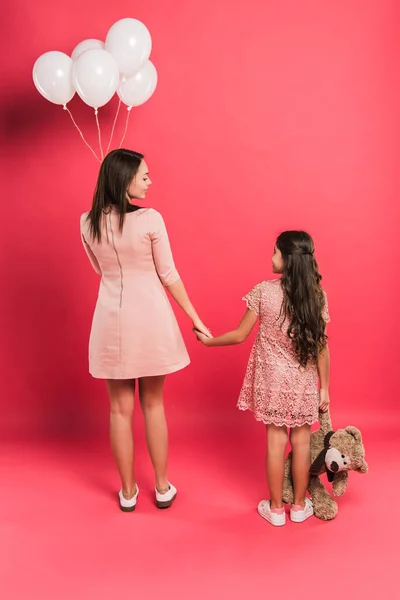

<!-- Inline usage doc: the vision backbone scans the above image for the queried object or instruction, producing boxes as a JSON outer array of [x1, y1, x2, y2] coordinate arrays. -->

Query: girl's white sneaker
[[290, 498, 314, 523], [257, 500, 286, 526]]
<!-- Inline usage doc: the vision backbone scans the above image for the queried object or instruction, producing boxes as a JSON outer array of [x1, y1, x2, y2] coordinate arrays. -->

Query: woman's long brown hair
[[87, 148, 144, 242]]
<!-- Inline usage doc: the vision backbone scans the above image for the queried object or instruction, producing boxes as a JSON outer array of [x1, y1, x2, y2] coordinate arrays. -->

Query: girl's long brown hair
[[277, 231, 328, 366]]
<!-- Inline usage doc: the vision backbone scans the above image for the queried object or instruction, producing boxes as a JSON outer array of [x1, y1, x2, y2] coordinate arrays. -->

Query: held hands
[[319, 389, 330, 412], [192, 317, 212, 342], [193, 328, 212, 345]]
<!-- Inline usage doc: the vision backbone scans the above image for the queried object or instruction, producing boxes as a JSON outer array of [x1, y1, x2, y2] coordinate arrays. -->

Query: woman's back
[[80, 206, 189, 380], [80, 208, 179, 286]]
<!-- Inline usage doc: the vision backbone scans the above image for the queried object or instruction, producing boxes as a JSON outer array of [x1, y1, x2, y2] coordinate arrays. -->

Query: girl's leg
[[106, 379, 136, 498], [290, 424, 311, 507], [138, 375, 169, 491], [266, 424, 288, 509]]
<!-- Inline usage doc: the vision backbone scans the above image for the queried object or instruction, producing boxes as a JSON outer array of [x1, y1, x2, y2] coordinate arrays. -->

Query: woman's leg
[[138, 375, 169, 491], [266, 424, 288, 509], [106, 379, 136, 498], [290, 424, 311, 507]]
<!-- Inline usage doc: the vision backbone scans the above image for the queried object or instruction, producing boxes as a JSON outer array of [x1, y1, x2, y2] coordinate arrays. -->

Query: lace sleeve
[[322, 291, 330, 323], [243, 283, 262, 316]]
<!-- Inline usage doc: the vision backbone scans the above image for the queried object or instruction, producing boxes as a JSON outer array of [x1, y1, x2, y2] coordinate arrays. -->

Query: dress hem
[[237, 404, 319, 428], [90, 359, 191, 380]]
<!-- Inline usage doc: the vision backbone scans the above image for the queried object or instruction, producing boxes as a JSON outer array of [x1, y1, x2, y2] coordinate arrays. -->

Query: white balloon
[[71, 39, 105, 61], [33, 51, 75, 105], [72, 49, 119, 109], [118, 61, 158, 107], [105, 18, 152, 78]]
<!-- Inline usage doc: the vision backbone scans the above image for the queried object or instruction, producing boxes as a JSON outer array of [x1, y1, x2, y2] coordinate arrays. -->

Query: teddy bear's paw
[[314, 498, 338, 520]]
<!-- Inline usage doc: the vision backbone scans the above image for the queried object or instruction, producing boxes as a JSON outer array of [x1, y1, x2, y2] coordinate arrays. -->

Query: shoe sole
[[119, 504, 136, 512], [257, 506, 286, 527], [118, 490, 138, 512], [156, 491, 177, 509], [290, 511, 314, 523]]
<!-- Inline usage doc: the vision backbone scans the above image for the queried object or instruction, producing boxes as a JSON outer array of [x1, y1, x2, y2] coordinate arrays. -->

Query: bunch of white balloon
[[32, 18, 158, 161]]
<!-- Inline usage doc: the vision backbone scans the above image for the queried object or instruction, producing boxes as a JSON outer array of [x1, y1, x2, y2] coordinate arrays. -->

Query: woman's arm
[[194, 309, 258, 346], [81, 234, 102, 275], [150, 211, 211, 337], [166, 279, 210, 336]]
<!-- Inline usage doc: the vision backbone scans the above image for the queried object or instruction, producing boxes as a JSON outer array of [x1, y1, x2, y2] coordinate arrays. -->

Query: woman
[[80, 149, 211, 512]]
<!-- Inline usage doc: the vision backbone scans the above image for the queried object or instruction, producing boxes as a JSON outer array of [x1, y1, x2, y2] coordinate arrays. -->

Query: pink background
[[1, 0, 398, 440], [1, 2, 399, 599]]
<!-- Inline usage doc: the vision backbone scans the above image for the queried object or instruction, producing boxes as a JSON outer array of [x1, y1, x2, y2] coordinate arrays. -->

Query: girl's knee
[[290, 425, 311, 446], [267, 424, 288, 449]]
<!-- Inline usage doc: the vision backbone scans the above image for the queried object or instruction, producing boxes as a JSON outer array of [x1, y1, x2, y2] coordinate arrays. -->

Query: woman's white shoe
[[118, 486, 139, 512], [155, 482, 177, 509]]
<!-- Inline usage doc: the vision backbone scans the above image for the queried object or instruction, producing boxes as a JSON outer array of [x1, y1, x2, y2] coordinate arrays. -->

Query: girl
[[80, 149, 211, 512], [195, 231, 330, 526]]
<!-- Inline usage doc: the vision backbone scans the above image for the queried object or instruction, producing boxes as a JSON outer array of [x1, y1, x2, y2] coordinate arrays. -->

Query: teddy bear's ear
[[355, 460, 368, 474], [345, 426, 362, 443]]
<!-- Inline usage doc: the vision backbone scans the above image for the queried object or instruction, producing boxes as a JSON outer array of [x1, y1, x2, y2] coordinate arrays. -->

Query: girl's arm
[[194, 309, 258, 346], [317, 344, 330, 411]]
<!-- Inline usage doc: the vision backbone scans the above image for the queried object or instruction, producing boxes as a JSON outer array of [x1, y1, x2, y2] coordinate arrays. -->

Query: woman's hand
[[193, 329, 212, 345], [192, 317, 212, 339], [319, 389, 330, 412]]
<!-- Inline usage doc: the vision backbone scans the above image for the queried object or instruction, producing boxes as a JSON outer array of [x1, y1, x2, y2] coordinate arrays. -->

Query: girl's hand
[[192, 317, 212, 339], [193, 329, 212, 345], [319, 389, 330, 412]]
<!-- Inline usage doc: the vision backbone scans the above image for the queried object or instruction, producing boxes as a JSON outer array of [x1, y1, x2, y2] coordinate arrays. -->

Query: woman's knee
[[107, 380, 134, 418], [139, 376, 165, 410], [139, 391, 163, 411], [110, 398, 133, 419]]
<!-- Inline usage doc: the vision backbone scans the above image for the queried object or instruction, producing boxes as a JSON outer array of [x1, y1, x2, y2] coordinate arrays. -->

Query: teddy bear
[[282, 409, 368, 520]]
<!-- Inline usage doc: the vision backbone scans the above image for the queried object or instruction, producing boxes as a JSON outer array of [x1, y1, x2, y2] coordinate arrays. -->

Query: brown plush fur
[[282, 410, 368, 520]]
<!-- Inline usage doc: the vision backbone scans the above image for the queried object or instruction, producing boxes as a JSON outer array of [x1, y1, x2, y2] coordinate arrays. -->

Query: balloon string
[[95, 109, 104, 160], [63, 105, 101, 162], [119, 107, 132, 148], [106, 98, 121, 155]]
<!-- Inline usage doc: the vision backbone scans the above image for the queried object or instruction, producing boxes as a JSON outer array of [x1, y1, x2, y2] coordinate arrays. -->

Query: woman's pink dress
[[237, 279, 330, 427], [80, 208, 190, 379]]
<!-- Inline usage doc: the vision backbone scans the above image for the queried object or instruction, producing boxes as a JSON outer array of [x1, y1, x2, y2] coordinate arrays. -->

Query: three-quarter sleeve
[[80, 215, 102, 275], [149, 211, 180, 286], [243, 283, 262, 316]]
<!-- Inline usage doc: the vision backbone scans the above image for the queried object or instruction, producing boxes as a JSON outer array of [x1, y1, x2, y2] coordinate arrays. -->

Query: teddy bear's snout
[[325, 447, 347, 472]]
